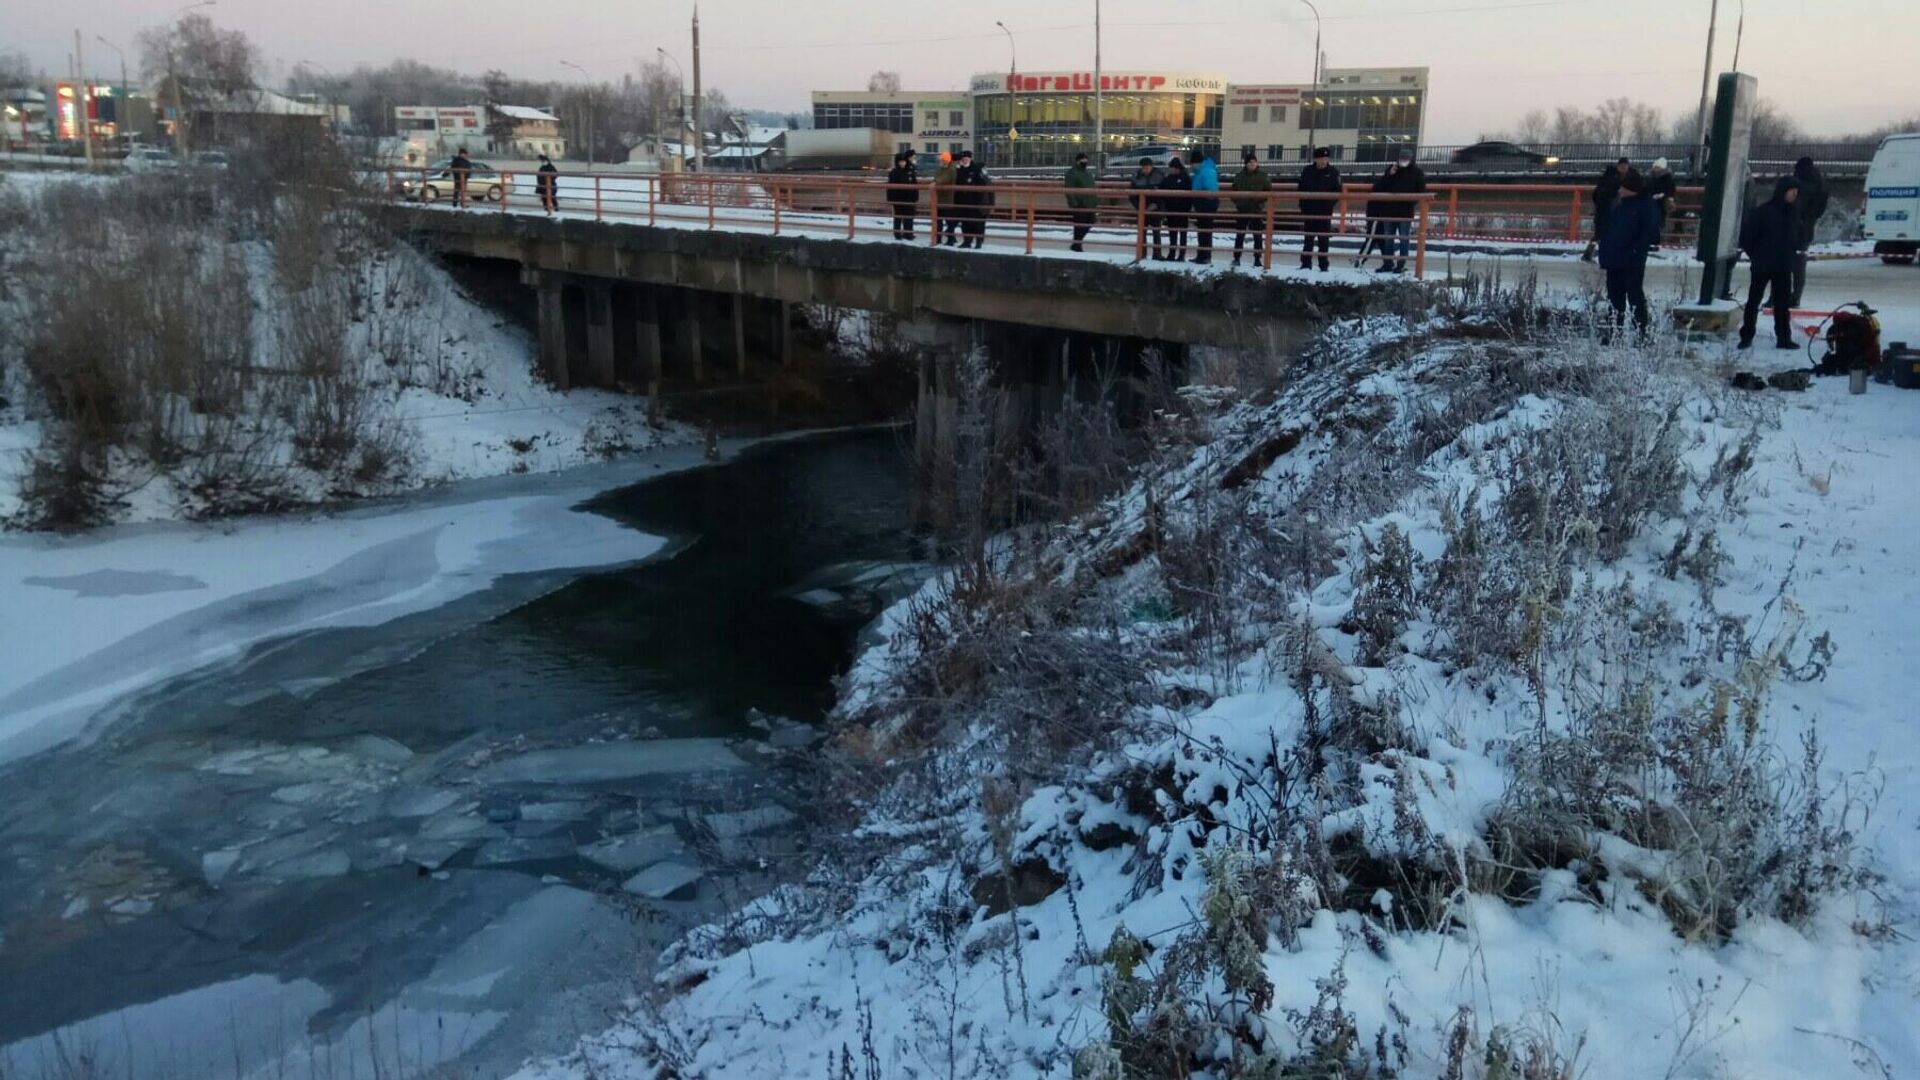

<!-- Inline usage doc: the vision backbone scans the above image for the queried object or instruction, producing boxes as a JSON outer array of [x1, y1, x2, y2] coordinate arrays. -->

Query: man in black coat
[[450, 148, 473, 208], [1739, 176, 1802, 350], [1789, 156, 1829, 306], [1582, 158, 1629, 261], [1371, 148, 1426, 273], [536, 153, 560, 214], [953, 150, 993, 249], [886, 149, 920, 241], [1296, 147, 1343, 272]]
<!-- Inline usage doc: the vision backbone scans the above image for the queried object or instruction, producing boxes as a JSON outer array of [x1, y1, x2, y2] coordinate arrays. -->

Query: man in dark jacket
[[1598, 170, 1660, 338], [1229, 151, 1273, 268], [1065, 152, 1098, 252], [1582, 158, 1629, 261], [450, 148, 473, 208], [1296, 147, 1343, 272], [1789, 156, 1828, 306], [1738, 176, 1802, 350], [536, 153, 559, 214], [954, 150, 993, 249], [1156, 157, 1192, 262], [1372, 148, 1426, 273], [886, 149, 919, 241], [1129, 158, 1162, 259]]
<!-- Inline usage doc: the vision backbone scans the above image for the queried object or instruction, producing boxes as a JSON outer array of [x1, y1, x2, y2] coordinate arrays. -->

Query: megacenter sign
[[970, 72, 1227, 95]]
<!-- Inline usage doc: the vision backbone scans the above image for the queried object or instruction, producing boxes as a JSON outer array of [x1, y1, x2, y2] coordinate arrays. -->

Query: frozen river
[[0, 429, 926, 1078]]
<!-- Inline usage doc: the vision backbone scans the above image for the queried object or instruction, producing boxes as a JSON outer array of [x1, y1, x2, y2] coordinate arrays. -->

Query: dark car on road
[[1449, 141, 1558, 167]]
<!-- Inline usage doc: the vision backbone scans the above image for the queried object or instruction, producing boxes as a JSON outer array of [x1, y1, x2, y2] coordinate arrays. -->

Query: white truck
[[1865, 133, 1920, 265]]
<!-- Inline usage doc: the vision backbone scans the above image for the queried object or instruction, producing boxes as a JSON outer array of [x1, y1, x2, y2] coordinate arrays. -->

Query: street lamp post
[[1093, 0, 1102, 172], [95, 36, 128, 109], [560, 59, 592, 166], [1730, 0, 1747, 73], [1694, 0, 1719, 165], [996, 21, 1016, 166], [657, 47, 686, 168], [1296, 0, 1323, 153]]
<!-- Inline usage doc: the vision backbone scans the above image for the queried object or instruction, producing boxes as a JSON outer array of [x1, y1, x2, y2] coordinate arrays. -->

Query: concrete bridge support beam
[[635, 287, 664, 388], [533, 272, 571, 391], [585, 280, 618, 388]]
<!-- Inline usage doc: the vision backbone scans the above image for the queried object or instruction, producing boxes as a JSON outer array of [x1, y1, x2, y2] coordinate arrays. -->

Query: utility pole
[[1093, 0, 1102, 172], [1297, 0, 1323, 152], [1694, 0, 1719, 164], [75, 31, 95, 168], [691, 5, 704, 171]]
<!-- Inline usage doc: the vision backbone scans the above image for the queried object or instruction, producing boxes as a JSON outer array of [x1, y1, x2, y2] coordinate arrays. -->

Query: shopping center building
[[807, 65, 1425, 171]]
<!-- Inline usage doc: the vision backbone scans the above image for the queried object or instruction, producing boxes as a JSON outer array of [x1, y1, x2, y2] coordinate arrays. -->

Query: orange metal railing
[[386, 166, 1700, 277]]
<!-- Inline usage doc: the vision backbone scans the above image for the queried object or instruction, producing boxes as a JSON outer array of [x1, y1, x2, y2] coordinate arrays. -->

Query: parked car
[[393, 159, 512, 203], [124, 148, 181, 175], [1449, 141, 1557, 167], [1109, 144, 1191, 172], [191, 151, 231, 171]]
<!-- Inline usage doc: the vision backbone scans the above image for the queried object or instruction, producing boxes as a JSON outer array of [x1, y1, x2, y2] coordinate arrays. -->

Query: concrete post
[[637, 287, 664, 384], [585, 280, 617, 388], [535, 274, 570, 391], [684, 290, 704, 382], [731, 293, 749, 376], [778, 301, 794, 368]]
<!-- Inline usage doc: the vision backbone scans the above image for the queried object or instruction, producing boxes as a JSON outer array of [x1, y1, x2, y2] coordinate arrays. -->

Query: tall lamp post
[[657, 47, 686, 169], [1295, 0, 1323, 153], [996, 20, 1016, 166], [1092, 0, 1102, 172], [168, 0, 216, 156], [559, 59, 592, 166], [1694, 0, 1719, 167]]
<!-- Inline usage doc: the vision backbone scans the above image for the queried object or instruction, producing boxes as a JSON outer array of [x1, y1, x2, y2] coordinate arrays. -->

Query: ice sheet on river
[[473, 738, 749, 784]]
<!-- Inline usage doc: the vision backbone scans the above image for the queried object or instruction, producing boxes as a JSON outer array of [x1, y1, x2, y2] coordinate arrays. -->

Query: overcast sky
[[14, 0, 1918, 141]]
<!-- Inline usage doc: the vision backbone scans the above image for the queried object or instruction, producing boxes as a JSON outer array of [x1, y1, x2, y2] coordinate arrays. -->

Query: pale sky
[[14, 0, 1918, 142]]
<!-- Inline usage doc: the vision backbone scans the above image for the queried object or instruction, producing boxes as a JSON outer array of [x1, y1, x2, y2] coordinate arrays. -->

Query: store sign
[[970, 72, 1226, 94], [920, 129, 971, 138], [1228, 86, 1304, 106]]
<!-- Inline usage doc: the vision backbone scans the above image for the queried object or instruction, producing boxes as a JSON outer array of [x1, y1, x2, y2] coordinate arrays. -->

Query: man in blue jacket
[[1188, 148, 1221, 264], [1738, 176, 1802, 350], [1598, 170, 1660, 339]]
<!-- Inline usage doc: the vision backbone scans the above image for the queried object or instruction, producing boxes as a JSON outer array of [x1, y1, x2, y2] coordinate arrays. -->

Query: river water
[[0, 429, 924, 1079]]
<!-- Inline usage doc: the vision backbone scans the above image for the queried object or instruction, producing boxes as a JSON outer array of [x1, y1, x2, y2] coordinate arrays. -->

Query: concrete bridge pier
[[526, 273, 796, 393]]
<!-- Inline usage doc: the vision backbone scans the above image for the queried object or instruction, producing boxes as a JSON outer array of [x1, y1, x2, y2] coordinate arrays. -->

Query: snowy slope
[[522, 306, 1919, 1079]]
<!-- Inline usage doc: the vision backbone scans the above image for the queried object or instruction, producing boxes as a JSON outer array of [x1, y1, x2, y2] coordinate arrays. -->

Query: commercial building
[[394, 104, 565, 160], [810, 90, 973, 159], [1220, 67, 1428, 165], [971, 70, 1226, 169]]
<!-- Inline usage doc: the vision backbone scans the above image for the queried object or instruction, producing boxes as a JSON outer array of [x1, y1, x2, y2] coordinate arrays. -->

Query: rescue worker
[[1229, 150, 1273, 268], [1598, 169, 1660, 338], [1582, 157, 1629, 261], [1789, 156, 1829, 307], [954, 150, 993, 249], [1065, 152, 1098, 252], [1738, 175, 1802, 350], [934, 151, 960, 247]]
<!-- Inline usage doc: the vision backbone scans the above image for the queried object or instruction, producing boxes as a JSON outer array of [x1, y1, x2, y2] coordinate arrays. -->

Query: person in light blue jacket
[[1188, 148, 1221, 264]]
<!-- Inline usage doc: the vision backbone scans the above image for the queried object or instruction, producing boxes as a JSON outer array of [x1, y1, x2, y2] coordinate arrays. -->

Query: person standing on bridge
[[1644, 157, 1676, 235], [1189, 148, 1221, 265], [887, 148, 920, 242], [955, 150, 994, 249], [1372, 148, 1426, 273], [1582, 157, 1629, 262], [1789, 156, 1829, 307], [934, 152, 960, 247], [1065, 152, 1099, 252], [1738, 175, 1802, 351], [1296, 147, 1342, 272], [537, 153, 559, 215], [1229, 150, 1272, 269], [1157, 156, 1192, 263], [1598, 169, 1659, 339], [450, 148, 473, 209], [1130, 158, 1163, 259]]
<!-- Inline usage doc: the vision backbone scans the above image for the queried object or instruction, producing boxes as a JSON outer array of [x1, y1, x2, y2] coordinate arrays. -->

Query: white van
[[1865, 133, 1920, 264]]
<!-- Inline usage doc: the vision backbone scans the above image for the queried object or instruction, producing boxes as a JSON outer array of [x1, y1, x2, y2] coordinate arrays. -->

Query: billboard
[[969, 72, 1227, 95]]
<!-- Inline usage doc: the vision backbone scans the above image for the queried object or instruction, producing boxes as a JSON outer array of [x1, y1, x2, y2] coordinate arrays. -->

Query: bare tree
[[1627, 102, 1665, 144], [1515, 109, 1550, 144], [137, 12, 258, 97], [700, 87, 732, 136], [0, 49, 36, 90], [1591, 96, 1632, 148], [1749, 98, 1801, 146], [867, 70, 903, 93], [1550, 105, 1594, 144]]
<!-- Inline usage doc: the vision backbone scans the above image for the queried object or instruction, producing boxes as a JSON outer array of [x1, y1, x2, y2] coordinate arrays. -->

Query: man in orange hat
[[933, 150, 959, 246]]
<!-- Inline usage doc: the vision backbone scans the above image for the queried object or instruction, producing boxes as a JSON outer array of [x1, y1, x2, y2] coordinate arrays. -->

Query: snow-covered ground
[[518, 294, 1920, 1078]]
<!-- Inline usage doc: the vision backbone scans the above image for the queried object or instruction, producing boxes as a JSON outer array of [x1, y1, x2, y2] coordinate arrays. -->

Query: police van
[[1865, 133, 1920, 264]]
